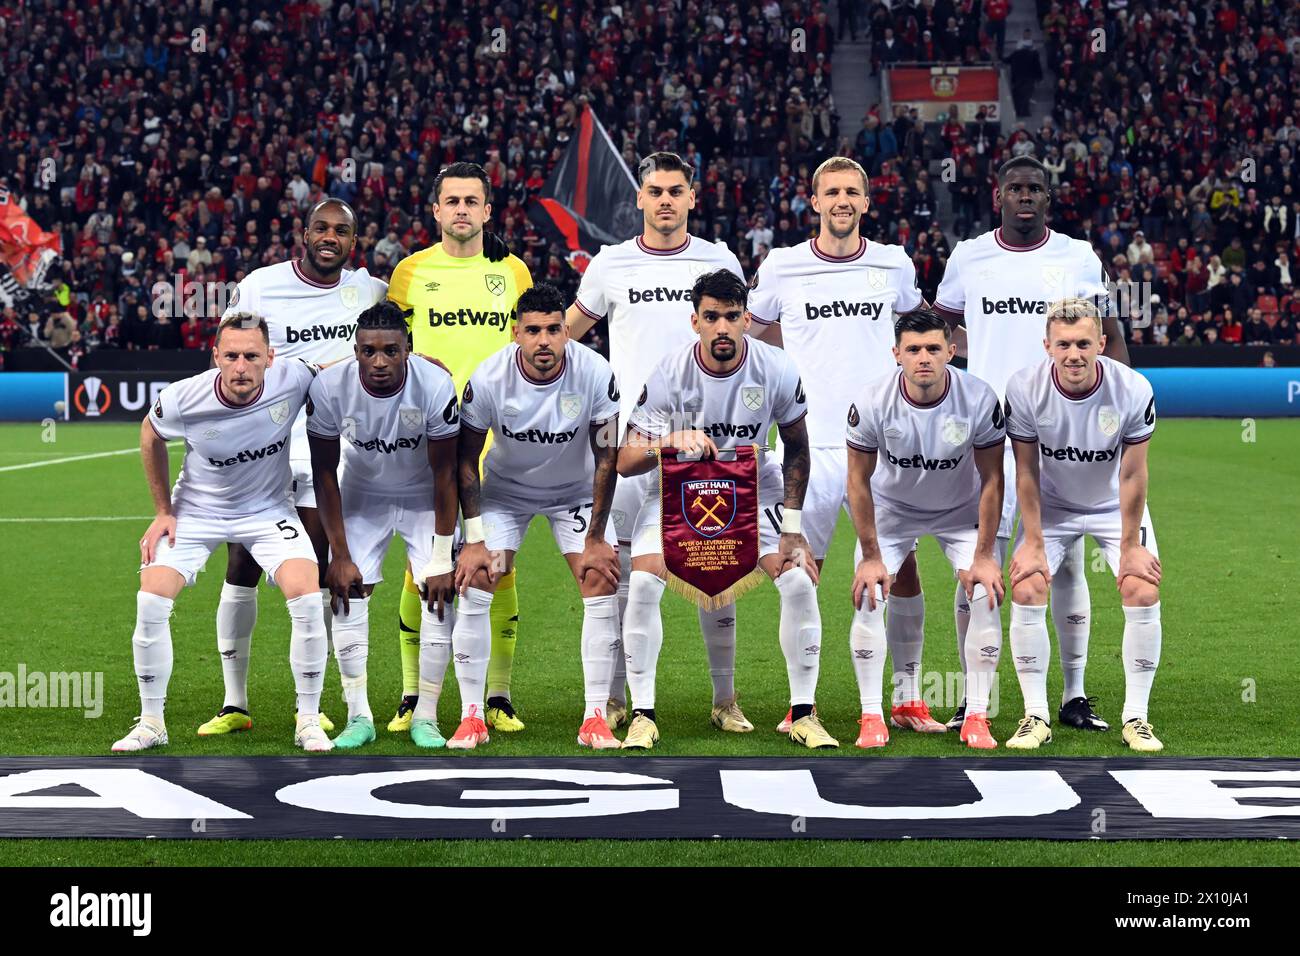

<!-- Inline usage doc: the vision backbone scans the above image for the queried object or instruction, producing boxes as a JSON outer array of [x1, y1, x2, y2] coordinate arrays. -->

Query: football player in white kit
[[113, 314, 333, 753], [305, 301, 461, 750], [566, 152, 753, 735], [846, 310, 1007, 750], [746, 156, 939, 736], [202, 199, 387, 738], [934, 156, 1132, 734], [617, 270, 838, 750], [454, 284, 623, 749], [1004, 298, 1162, 751]]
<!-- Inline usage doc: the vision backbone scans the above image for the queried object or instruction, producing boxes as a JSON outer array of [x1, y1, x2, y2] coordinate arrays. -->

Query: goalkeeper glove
[[483, 231, 509, 262]]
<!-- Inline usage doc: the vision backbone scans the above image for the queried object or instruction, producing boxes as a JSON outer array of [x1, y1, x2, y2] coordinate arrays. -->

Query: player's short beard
[[822, 210, 860, 239], [709, 337, 736, 362], [444, 221, 483, 245], [304, 241, 346, 279]]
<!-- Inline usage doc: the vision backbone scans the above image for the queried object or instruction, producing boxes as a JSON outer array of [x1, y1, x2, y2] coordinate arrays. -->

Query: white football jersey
[[846, 367, 1005, 526], [629, 338, 807, 450], [1004, 356, 1156, 514], [306, 357, 460, 500], [747, 237, 922, 448], [149, 359, 317, 518], [223, 259, 389, 458], [461, 341, 620, 498], [574, 235, 743, 425], [934, 228, 1110, 401]]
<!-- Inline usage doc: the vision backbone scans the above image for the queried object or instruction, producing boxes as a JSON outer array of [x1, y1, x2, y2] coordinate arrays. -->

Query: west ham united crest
[[268, 400, 290, 424], [339, 285, 360, 309], [682, 479, 737, 538], [742, 386, 764, 411], [867, 267, 887, 291], [1041, 266, 1065, 289], [559, 392, 583, 419], [400, 406, 422, 429], [485, 274, 506, 296], [1098, 405, 1120, 437], [941, 416, 970, 445]]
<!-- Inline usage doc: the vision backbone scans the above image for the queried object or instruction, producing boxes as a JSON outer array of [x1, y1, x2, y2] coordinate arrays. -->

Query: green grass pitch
[[1, 419, 1298, 866]]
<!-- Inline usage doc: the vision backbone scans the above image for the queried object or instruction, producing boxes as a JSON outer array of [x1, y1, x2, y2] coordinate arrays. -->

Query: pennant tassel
[[665, 567, 766, 611]]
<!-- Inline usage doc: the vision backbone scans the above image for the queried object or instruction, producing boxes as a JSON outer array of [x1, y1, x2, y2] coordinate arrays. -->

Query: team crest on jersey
[[560, 393, 583, 420], [1041, 266, 1065, 289], [941, 416, 970, 446], [269, 400, 291, 424], [339, 286, 360, 309], [682, 479, 737, 538], [742, 386, 764, 411], [485, 274, 506, 296], [400, 406, 422, 429], [867, 268, 887, 291], [1097, 405, 1120, 437]]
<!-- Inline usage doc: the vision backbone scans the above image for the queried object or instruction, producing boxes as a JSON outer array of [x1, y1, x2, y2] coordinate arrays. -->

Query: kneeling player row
[[113, 276, 1162, 756]]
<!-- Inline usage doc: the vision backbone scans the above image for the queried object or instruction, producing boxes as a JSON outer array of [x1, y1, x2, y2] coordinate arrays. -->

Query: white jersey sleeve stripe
[[574, 297, 603, 320]]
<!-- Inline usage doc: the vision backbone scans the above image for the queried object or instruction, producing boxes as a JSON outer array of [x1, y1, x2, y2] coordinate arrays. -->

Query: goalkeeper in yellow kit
[[386, 161, 533, 734]]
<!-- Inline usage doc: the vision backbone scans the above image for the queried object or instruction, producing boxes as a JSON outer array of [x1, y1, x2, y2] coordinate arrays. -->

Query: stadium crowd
[[1, 0, 1298, 360]]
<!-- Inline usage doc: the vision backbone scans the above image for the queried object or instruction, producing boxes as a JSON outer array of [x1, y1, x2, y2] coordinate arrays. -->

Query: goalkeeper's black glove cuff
[[483, 231, 509, 262]]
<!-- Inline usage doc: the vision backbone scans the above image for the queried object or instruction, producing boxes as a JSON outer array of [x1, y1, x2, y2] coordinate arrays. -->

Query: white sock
[[609, 546, 631, 703], [414, 600, 453, 722], [581, 594, 620, 719], [963, 585, 1003, 715], [849, 594, 887, 715], [1009, 602, 1050, 720], [885, 591, 925, 705], [287, 592, 327, 717], [775, 566, 821, 707], [623, 571, 666, 711], [953, 581, 970, 678], [699, 603, 737, 705], [452, 588, 493, 719], [331, 595, 371, 721], [320, 588, 334, 656], [133, 592, 174, 719], [1121, 602, 1162, 723], [1051, 539, 1091, 704], [215, 581, 256, 711]]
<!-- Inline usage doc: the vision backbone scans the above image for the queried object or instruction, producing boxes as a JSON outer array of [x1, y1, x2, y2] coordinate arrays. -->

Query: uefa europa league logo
[[83, 376, 104, 417]]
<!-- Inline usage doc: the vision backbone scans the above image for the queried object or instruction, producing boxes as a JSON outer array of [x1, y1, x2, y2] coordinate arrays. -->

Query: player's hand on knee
[[963, 554, 1005, 609], [781, 533, 818, 585], [852, 557, 890, 611], [139, 514, 177, 565], [454, 541, 494, 595], [1010, 542, 1051, 589], [325, 558, 363, 614], [1117, 544, 1161, 590], [424, 572, 456, 619], [578, 538, 620, 590]]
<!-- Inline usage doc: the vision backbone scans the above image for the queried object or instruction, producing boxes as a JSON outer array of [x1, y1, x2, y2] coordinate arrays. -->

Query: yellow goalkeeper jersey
[[388, 243, 533, 394]]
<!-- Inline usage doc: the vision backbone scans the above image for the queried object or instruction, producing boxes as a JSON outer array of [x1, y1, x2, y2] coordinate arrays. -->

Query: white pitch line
[[0, 515, 154, 523], [0, 443, 180, 473]]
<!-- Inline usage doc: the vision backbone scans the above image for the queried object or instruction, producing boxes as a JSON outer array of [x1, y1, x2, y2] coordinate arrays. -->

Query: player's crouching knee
[[1011, 576, 1049, 607], [274, 558, 322, 600], [1119, 576, 1159, 607], [774, 563, 816, 597]]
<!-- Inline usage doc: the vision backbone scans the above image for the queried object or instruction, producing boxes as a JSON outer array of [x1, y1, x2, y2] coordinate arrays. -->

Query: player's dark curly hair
[[434, 161, 493, 204], [515, 282, 567, 319], [637, 151, 695, 186], [997, 154, 1049, 184], [691, 269, 748, 312], [894, 307, 951, 343], [357, 299, 412, 333]]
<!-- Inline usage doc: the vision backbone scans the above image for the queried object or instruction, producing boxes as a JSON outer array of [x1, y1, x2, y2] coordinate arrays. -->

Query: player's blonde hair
[[1045, 297, 1103, 337], [215, 312, 270, 346], [812, 156, 869, 194]]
